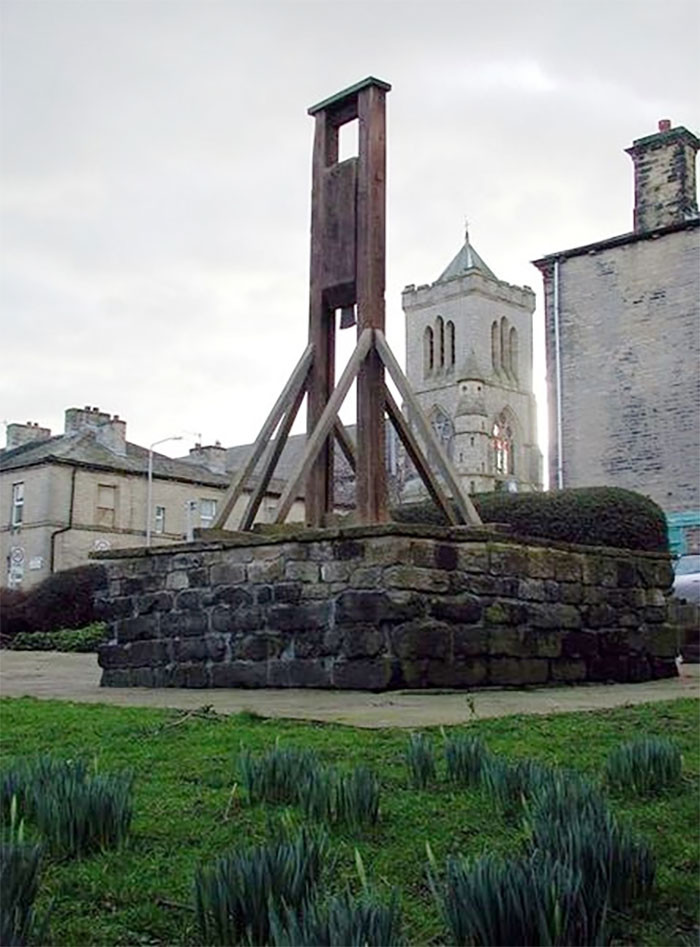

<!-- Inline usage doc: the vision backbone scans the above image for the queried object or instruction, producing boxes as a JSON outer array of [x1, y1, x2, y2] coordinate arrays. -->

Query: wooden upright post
[[306, 77, 391, 526]]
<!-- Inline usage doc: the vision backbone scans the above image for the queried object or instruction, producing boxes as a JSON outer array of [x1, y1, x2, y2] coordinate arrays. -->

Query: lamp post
[[147, 436, 183, 546]]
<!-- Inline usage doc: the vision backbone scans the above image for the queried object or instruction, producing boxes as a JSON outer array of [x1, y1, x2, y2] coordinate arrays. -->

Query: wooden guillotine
[[212, 78, 481, 532]]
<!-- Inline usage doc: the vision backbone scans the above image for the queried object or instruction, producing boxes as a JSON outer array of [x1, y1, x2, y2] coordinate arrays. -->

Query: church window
[[500, 317, 510, 374], [430, 406, 454, 458], [491, 321, 500, 372], [436, 316, 445, 369], [509, 327, 519, 381], [446, 321, 455, 368], [493, 412, 515, 477], [470, 436, 474, 446], [423, 326, 434, 376]]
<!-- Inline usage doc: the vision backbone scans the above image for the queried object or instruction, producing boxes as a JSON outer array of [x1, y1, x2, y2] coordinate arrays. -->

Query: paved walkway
[[1, 651, 698, 728]]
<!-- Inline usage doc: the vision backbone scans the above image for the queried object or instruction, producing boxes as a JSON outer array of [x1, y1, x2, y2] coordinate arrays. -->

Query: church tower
[[402, 227, 542, 495]]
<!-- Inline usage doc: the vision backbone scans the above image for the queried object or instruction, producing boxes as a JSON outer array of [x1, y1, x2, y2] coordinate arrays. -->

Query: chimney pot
[[658, 119, 671, 132]]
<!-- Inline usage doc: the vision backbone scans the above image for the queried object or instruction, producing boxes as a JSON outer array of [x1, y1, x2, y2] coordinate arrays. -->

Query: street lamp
[[147, 436, 183, 546]]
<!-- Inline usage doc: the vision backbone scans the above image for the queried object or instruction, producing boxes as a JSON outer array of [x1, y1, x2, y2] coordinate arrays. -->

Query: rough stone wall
[[542, 225, 700, 515], [96, 527, 677, 690]]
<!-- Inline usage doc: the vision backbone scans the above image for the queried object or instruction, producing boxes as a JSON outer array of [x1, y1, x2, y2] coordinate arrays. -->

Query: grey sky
[[2, 0, 698, 464]]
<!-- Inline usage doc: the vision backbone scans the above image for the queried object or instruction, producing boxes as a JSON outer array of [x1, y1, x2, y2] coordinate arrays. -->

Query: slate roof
[[437, 232, 497, 282]]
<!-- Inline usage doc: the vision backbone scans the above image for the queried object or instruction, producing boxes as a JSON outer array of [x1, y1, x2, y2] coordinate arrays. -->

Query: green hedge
[[9, 623, 107, 653], [393, 487, 669, 553]]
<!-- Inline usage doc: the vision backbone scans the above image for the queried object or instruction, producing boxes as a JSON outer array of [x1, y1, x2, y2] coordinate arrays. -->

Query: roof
[[456, 348, 486, 382], [437, 230, 497, 282], [532, 218, 700, 269]]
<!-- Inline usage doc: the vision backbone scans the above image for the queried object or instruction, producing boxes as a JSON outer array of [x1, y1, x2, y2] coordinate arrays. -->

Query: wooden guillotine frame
[[212, 77, 481, 532]]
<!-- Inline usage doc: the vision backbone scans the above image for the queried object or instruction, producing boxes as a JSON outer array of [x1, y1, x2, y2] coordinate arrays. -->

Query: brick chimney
[[625, 121, 699, 232], [64, 406, 127, 456], [5, 421, 52, 450]]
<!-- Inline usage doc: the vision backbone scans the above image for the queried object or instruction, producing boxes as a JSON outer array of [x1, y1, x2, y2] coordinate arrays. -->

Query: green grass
[[0, 697, 698, 946]]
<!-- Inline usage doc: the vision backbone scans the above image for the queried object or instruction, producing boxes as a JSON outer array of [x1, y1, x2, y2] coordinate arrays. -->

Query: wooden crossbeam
[[334, 419, 356, 472], [275, 328, 373, 524], [374, 330, 482, 526], [384, 388, 458, 525], [238, 381, 307, 531], [212, 344, 314, 530]]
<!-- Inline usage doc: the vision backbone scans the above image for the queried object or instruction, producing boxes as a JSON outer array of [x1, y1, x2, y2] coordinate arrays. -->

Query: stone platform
[[94, 524, 678, 690]]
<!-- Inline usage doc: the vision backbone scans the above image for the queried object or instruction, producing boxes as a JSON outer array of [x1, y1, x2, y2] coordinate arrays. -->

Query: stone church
[[401, 230, 542, 497]]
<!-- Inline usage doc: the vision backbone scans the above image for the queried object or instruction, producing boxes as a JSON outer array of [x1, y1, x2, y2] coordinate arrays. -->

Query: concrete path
[[1, 651, 698, 728]]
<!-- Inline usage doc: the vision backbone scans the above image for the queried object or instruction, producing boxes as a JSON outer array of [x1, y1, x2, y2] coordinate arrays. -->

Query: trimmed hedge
[[393, 487, 669, 553], [9, 623, 107, 653]]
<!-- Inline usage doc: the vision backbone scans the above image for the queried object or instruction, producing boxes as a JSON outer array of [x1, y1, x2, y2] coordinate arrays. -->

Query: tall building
[[401, 229, 542, 496], [533, 121, 700, 554]]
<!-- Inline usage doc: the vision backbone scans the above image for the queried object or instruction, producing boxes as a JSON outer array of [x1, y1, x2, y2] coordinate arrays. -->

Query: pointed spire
[[436, 223, 496, 282]]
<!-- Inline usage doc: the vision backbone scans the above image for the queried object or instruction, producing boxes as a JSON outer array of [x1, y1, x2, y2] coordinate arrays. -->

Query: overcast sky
[[2, 0, 698, 467]]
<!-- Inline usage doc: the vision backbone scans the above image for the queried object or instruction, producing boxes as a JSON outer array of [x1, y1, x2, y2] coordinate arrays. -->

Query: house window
[[96, 484, 117, 528], [11, 482, 24, 527], [154, 505, 166, 534], [200, 498, 218, 528]]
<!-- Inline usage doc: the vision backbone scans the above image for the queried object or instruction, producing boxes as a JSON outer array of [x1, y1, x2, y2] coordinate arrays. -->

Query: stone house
[[0, 407, 305, 590], [533, 121, 699, 555], [401, 229, 542, 497]]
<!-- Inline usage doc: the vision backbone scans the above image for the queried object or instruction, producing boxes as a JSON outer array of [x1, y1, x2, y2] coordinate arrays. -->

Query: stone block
[[176, 589, 202, 611], [560, 584, 583, 605], [585, 604, 617, 629], [581, 556, 617, 587], [489, 658, 548, 686], [644, 606, 667, 624], [649, 657, 678, 679], [430, 595, 482, 625], [248, 558, 284, 583], [210, 563, 246, 585], [562, 631, 599, 659], [130, 667, 157, 687], [335, 590, 420, 624], [232, 633, 271, 662], [187, 568, 208, 587], [292, 630, 325, 659], [490, 544, 529, 576], [550, 659, 587, 682], [434, 543, 458, 571], [485, 601, 528, 626], [333, 658, 396, 690], [456, 545, 488, 573], [211, 606, 234, 633], [488, 627, 527, 656], [206, 633, 228, 661], [390, 619, 451, 661], [166, 571, 189, 591], [465, 573, 498, 596], [172, 663, 210, 688], [171, 553, 203, 571], [268, 602, 331, 633], [384, 566, 450, 593], [427, 658, 487, 689], [408, 540, 436, 568], [210, 661, 267, 687], [101, 668, 132, 687], [527, 549, 556, 579], [340, 625, 385, 659], [616, 558, 638, 588], [136, 592, 174, 615], [161, 611, 208, 637], [453, 626, 488, 657], [256, 586, 273, 605], [528, 603, 582, 630], [588, 654, 629, 683], [174, 637, 207, 662], [273, 583, 302, 605], [231, 607, 265, 633], [363, 538, 409, 565], [97, 644, 129, 669], [543, 580, 562, 603], [552, 552, 583, 583], [349, 566, 384, 588], [332, 540, 365, 561], [321, 561, 352, 583], [518, 578, 546, 602], [116, 614, 160, 643], [95, 596, 135, 621], [269, 659, 329, 688], [127, 639, 170, 667], [206, 586, 253, 609], [285, 561, 320, 583]]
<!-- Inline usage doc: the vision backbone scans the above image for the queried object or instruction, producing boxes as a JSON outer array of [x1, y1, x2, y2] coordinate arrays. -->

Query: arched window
[[423, 326, 434, 376], [492, 411, 514, 477], [509, 326, 519, 381], [446, 321, 455, 369], [436, 316, 445, 369], [500, 317, 509, 375], [491, 321, 500, 373]]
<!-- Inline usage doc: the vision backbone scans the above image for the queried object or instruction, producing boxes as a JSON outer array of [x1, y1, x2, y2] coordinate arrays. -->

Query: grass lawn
[[1, 696, 698, 946]]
